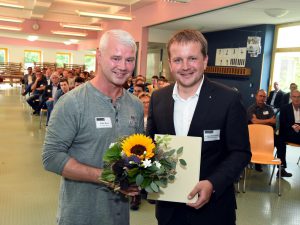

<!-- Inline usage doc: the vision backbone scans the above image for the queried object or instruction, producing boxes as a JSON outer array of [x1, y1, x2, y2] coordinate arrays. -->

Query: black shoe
[[277, 169, 292, 178], [255, 164, 263, 172], [147, 199, 156, 204], [32, 110, 39, 115]]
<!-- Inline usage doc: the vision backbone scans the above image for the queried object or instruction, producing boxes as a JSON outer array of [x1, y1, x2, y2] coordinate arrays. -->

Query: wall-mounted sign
[[215, 47, 247, 67]]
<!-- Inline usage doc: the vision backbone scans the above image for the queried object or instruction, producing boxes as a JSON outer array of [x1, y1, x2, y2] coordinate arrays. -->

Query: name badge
[[204, 130, 220, 142], [263, 111, 269, 115], [95, 117, 112, 128]]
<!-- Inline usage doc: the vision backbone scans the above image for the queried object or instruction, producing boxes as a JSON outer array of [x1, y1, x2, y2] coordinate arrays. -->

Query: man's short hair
[[134, 83, 145, 91], [167, 29, 208, 58], [60, 78, 68, 84], [75, 77, 85, 83], [99, 29, 137, 53]]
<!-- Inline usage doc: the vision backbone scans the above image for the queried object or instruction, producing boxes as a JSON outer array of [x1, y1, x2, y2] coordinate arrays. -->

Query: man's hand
[[292, 124, 300, 133], [186, 180, 213, 209], [120, 186, 140, 197]]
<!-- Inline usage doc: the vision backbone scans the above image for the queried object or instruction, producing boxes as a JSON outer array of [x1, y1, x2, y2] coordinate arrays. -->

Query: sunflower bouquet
[[100, 134, 186, 193]]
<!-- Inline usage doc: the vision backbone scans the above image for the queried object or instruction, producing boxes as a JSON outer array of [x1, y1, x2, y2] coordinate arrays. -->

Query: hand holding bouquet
[[100, 134, 186, 194]]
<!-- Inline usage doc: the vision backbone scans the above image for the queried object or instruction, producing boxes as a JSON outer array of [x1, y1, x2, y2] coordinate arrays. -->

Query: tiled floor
[[0, 84, 299, 225]]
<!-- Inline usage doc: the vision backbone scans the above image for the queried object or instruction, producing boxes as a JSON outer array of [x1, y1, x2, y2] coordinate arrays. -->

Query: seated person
[[266, 81, 285, 114], [281, 83, 298, 106], [46, 78, 70, 126], [133, 84, 145, 97], [74, 76, 85, 88], [26, 69, 47, 114], [43, 72, 61, 125], [54, 78, 70, 104], [247, 89, 291, 177], [278, 89, 300, 175]]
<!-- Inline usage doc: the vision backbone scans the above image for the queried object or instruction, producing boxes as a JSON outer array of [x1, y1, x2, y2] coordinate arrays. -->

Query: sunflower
[[122, 134, 155, 160]]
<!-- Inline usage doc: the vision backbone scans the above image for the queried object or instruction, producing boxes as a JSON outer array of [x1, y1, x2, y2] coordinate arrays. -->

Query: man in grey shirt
[[42, 29, 144, 225]]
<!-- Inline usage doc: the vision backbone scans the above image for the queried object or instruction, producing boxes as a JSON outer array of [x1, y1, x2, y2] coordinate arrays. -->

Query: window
[[84, 55, 95, 72], [56, 52, 71, 67], [0, 48, 8, 62], [271, 23, 300, 91], [24, 50, 41, 68]]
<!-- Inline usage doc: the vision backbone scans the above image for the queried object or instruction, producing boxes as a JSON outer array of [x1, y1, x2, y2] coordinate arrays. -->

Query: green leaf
[[145, 185, 153, 193], [127, 167, 139, 178], [154, 180, 167, 188], [176, 146, 183, 155], [136, 174, 144, 186], [168, 175, 175, 181], [103, 144, 122, 162], [150, 182, 159, 193], [179, 159, 187, 166]]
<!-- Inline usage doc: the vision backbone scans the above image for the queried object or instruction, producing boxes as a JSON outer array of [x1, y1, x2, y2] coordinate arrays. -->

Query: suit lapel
[[164, 85, 176, 135], [188, 77, 214, 136]]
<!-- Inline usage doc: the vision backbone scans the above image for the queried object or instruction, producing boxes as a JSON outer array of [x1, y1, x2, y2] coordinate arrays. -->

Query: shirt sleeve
[[42, 94, 80, 175]]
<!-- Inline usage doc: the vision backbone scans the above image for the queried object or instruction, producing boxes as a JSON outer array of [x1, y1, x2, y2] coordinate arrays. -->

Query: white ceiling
[[0, 0, 299, 44], [151, 0, 300, 33]]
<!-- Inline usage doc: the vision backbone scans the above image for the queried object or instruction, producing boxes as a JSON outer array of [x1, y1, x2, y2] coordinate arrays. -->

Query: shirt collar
[[172, 77, 204, 101]]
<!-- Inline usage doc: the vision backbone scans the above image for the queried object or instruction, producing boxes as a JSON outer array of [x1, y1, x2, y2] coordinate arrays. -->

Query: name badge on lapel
[[95, 117, 112, 128], [203, 130, 220, 142]]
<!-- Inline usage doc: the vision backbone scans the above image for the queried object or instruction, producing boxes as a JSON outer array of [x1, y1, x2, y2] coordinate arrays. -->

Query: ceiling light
[[0, 2, 24, 9], [69, 39, 79, 44], [264, 8, 289, 18], [78, 11, 132, 21], [51, 30, 87, 37], [61, 23, 102, 31], [0, 25, 22, 31], [27, 35, 38, 41], [0, 16, 23, 23], [64, 41, 72, 45]]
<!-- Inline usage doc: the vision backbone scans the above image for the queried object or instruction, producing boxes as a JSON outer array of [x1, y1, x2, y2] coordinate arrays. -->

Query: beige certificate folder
[[147, 135, 202, 203]]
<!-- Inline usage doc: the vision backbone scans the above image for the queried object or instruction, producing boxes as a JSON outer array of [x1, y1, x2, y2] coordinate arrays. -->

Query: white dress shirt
[[293, 105, 300, 123], [173, 79, 203, 136]]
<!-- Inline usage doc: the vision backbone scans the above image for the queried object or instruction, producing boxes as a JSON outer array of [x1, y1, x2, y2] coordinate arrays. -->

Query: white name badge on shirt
[[263, 111, 269, 115], [95, 117, 112, 128], [203, 130, 220, 142]]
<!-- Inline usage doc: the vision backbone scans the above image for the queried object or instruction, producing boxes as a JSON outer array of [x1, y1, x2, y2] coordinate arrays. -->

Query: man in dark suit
[[266, 81, 285, 113], [281, 83, 298, 106], [278, 89, 300, 174], [147, 29, 251, 225]]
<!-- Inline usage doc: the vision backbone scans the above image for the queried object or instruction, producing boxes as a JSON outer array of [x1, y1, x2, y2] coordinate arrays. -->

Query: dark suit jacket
[[41, 83, 60, 102], [280, 103, 300, 144], [281, 92, 291, 106], [147, 78, 251, 225], [267, 90, 285, 109]]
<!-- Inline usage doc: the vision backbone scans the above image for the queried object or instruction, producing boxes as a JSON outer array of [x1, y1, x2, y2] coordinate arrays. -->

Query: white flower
[[154, 161, 161, 168], [142, 159, 152, 168], [109, 142, 116, 148]]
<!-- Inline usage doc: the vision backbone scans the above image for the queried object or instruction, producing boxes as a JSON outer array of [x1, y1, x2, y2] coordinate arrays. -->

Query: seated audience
[[74, 76, 85, 88], [26, 68, 47, 114], [247, 89, 276, 172], [277, 89, 300, 176], [43, 72, 61, 125], [46, 78, 70, 126], [22, 67, 35, 96], [282, 83, 298, 106], [133, 83, 145, 97], [266, 81, 285, 114]]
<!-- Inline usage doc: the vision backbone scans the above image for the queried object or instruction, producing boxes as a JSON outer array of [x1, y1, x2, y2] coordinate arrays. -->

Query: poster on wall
[[247, 36, 261, 57], [215, 47, 246, 67]]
